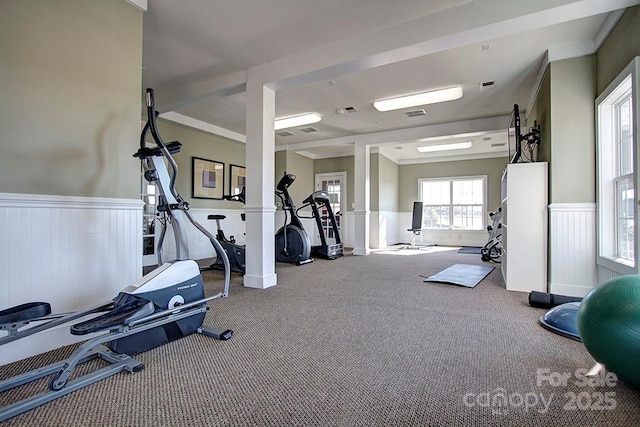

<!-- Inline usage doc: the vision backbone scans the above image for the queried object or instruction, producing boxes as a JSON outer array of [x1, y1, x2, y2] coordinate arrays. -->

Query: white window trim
[[596, 56, 640, 275], [418, 175, 488, 231]]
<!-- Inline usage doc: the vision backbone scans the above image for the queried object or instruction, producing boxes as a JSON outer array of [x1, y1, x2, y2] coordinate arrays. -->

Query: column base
[[243, 273, 278, 289], [352, 248, 371, 256]]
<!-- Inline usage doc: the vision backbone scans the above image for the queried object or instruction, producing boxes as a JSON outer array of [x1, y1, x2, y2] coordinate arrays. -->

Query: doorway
[[314, 172, 346, 245]]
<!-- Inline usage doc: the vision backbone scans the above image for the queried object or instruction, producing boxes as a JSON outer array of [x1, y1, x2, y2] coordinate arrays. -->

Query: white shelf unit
[[501, 162, 548, 292]]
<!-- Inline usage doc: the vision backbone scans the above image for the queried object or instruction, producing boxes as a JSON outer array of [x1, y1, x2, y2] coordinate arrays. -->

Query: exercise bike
[[0, 88, 233, 422], [298, 191, 343, 260], [206, 187, 246, 275], [480, 207, 502, 263], [275, 173, 313, 265]]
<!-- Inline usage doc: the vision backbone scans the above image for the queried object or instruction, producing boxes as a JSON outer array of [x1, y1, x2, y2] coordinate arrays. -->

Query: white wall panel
[[597, 264, 624, 283], [548, 203, 597, 297], [0, 193, 142, 365], [370, 211, 401, 249], [396, 212, 488, 247]]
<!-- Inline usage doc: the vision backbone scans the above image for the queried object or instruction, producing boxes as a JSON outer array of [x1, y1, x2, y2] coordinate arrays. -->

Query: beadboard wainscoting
[[161, 209, 351, 262], [548, 203, 597, 297], [597, 264, 625, 283], [158, 207, 250, 263], [159, 209, 313, 264], [0, 192, 143, 365], [370, 211, 400, 249], [396, 212, 488, 248]]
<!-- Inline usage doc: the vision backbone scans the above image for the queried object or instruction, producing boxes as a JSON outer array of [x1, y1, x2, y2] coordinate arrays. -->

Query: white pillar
[[353, 140, 370, 255], [244, 66, 277, 289]]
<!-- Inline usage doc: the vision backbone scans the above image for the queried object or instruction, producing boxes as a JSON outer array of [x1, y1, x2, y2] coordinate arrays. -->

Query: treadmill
[[301, 191, 344, 260]]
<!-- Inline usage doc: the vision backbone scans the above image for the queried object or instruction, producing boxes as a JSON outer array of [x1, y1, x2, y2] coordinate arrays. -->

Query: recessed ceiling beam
[[159, 0, 638, 113], [263, 0, 639, 91], [275, 115, 509, 152]]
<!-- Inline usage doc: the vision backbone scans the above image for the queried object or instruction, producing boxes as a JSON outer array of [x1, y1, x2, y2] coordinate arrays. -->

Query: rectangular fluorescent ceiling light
[[417, 141, 472, 153], [374, 86, 463, 112], [274, 113, 321, 130]]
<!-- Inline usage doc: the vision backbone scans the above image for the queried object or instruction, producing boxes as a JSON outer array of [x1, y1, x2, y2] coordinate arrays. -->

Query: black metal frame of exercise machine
[[298, 191, 343, 260], [274, 173, 313, 266], [480, 207, 502, 263], [206, 187, 246, 275], [0, 88, 233, 422]]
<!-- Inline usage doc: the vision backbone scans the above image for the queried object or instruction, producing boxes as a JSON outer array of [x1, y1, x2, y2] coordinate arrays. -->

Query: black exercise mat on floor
[[422, 263, 494, 288], [457, 246, 482, 254]]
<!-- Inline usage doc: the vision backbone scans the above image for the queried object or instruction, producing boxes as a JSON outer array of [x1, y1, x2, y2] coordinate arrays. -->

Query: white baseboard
[[548, 283, 594, 298]]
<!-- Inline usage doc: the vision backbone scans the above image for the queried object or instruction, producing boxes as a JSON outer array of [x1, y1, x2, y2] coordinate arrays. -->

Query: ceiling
[[141, 0, 636, 163]]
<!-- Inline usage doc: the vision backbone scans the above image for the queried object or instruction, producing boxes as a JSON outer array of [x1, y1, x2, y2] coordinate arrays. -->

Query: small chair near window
[[404, 201, 427, 249]]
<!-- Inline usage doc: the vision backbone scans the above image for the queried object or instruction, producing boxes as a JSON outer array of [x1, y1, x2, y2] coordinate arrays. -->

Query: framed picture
[[192, 157, 224, 199], [229, 164, 246, 197]]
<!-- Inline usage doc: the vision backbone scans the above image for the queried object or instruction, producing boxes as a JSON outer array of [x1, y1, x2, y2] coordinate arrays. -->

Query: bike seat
[[0, 302, 52, 325], [208, 215, 226, 220], [70, 299, 155, 335]]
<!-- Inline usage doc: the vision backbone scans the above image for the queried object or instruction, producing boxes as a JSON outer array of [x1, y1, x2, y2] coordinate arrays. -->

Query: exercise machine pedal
[[0, 302, 52, 325], [70, 299, 155, 335], [197, 326, 234, 341]]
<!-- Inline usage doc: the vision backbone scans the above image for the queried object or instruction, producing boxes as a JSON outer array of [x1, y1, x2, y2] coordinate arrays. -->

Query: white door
[[315, 172, 346, 245]]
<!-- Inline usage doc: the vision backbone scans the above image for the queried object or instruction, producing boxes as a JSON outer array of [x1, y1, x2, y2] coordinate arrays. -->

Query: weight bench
[[402, 201, 432, 249]]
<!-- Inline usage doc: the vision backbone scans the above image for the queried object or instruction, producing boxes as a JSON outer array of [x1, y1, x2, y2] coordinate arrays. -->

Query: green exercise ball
[[577, 275, 640, 388]]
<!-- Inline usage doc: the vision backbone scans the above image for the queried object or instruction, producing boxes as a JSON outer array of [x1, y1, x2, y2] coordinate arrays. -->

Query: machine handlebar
[[276, 173, 296, 192], [223, 186, 245, 204]]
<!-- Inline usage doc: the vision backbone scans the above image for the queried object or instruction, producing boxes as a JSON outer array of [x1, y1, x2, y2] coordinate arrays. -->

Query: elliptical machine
[[275, 173, 313, 265], [298, 191, 343, 260], [480, 207, 502, 263], [0, 88, 233, 422], [206, 187, 246, 274]]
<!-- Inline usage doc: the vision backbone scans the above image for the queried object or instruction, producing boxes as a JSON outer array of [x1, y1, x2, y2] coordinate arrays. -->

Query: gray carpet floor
[[1, 246, 639, 426]]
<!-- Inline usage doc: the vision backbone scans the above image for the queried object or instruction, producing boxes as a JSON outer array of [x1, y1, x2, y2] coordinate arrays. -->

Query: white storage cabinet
[[500, 162, 548, 292]]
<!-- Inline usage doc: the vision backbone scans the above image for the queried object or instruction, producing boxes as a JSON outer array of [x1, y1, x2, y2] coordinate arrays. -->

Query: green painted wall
[[154, 120, 246, 209], [596, 6, 640, 96], [275, 151, 287, 182], [285, 151, 315, 209], [0, 0, 143, 199], [528, 67, 551, 165], [377, 153, 399, 212], [274, 151, 314, 210], [315, 156, 355, 211], [527, 56, 597, 205], [370, 154, 380, 210], [398, 157, 508, 212], [548, 56, 596, 204]]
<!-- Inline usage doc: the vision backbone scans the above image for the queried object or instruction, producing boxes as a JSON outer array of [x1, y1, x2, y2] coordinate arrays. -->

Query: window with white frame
[[419, 176, 486, 230], [597, 57, 639, 274]]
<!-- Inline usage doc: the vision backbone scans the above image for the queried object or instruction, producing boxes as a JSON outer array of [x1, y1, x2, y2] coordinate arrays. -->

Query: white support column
[[353, 140, 370, 256], [244, 66, 277, 289]]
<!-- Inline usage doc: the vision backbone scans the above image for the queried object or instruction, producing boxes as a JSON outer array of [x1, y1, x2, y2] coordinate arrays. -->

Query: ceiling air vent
[[276, 130, 295, 137], [336, 106, 360, 115], [299, 126, 318, 133], [479, 81, 495, 91], [405, 109, 427, 118]]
